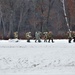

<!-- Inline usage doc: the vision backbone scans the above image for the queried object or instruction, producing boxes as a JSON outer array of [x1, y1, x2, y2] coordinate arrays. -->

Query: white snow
[[0, 39, 75, 75]]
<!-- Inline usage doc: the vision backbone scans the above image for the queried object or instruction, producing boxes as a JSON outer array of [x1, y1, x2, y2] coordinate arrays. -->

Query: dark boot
[[52, 39, 54, 43], [27, 39, 30, 42], [38, 40, 41, 42], [68, 38, 72, 43], [73, 37, 75, 42], [48, 39, 50, 42], [35, 40, 37, 42]]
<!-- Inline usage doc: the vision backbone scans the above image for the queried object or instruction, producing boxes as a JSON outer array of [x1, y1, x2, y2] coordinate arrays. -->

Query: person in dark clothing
[[47, 31, 54, 43], [73, 31, 75, 42]]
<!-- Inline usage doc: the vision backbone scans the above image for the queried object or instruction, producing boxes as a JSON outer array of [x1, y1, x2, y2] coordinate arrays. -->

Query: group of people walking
[[25, 31, 54, 43], [13, 30, 75, 43]]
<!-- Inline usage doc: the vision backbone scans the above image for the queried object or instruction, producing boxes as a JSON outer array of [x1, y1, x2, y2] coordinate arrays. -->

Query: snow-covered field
[[0, 39, 75, 75]]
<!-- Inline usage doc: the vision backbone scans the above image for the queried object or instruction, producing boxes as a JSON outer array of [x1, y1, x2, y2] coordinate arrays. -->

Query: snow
[[0, 39, 75, 75]]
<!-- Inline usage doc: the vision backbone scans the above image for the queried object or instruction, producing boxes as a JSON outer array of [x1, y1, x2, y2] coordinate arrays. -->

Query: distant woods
[[0, 0, 75, 39]]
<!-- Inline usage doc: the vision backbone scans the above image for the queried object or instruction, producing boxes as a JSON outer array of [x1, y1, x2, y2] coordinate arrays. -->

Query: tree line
[[0, 0, 73, 39]]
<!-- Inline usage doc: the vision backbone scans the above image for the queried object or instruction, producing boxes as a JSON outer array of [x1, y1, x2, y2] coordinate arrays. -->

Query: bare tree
[[17, 0, 32, 37], [0, 4, 7, 39], [46, 0, 54, 31], [0, 0, 73, 39]]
